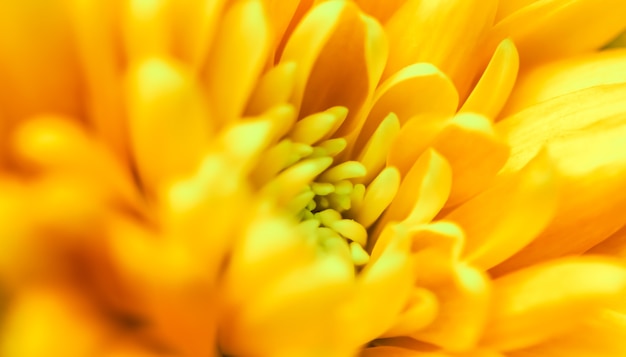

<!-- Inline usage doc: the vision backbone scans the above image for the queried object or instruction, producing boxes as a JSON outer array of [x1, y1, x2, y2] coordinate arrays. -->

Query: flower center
[[252, 105, 401, 269], [295, 153, 371, 267]]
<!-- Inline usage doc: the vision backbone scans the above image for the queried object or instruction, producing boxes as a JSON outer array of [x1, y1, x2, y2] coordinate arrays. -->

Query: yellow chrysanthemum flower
[[1, 0, 626, 356]]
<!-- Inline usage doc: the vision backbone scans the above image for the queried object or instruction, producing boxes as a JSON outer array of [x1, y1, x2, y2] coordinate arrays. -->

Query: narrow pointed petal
[[383, 0, 497, 87], [204, 0, 270, 126], [460, 39, 519, 120], [374, 149, 452, 244], [487, 0, 626, 66], [433, 113, 509, 208], [500, 49, 626, 117], [445, 151, 558, 270], [482, 257, 626, 351], [246, 62, 297, 116]]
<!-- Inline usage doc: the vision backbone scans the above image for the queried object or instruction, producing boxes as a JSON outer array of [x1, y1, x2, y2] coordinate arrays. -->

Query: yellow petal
[[169, 0, 228, 70], [126, 58, 212, 192], [123, 0, 171, 60], [361, 346, 427, 357], [245, 62, 298, 116], [383, 0, 497, 88], [221, 252, 356, 357], [354, 113, 401, 185], [508, 310, 626, 357], [432, 113, 509, 208], [259, 0, 301, 56], [486, 0, 626, 66], [353, 63, 459, 156], [69, 0, 127, 158], [383, 288, 439, 337], [204, 0, 270, 126], [362, 347, 505, 357], [500, 48, 626, 117], [374, 149, 451, 246], [494, 114, 626, 274], [281, 1, 387, 134], [353, 0, 406, 24], [586, 224, 626, 259], [460, 39, 519, 120], [410, 264, 491, 352], [494, 0, 538, 22], [346, 232, 414, 344], [444, 150, 558, 270], [0, 1, 81, 122], [13, 117, 141, 208], [0, 287, 110, 357], [497, 82, 626, 173], [482, 256, 626, 351]]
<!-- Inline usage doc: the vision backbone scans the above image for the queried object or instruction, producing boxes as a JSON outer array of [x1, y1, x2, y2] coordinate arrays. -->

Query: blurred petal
[[0, 1, 82, 122], [0, 287, 111, 356], [204, 0, 270, 126], [482, 257, 626, 351], [508, 310, 626, 357], [127, 58, 212, 192], [487, 0, 626, 66], [69, 0, 127, 158], [500, 49, 626, 117]]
